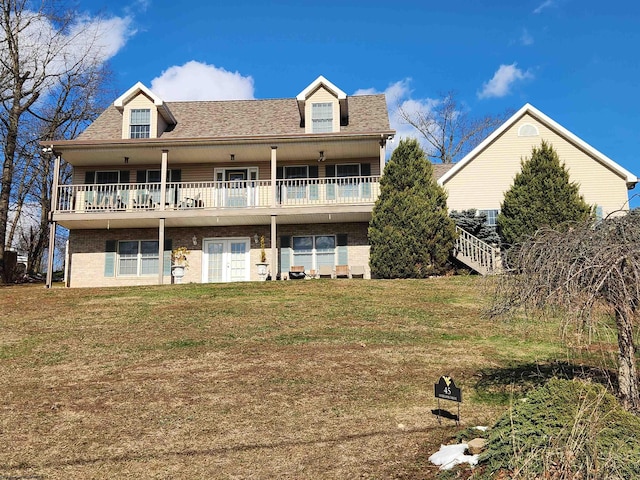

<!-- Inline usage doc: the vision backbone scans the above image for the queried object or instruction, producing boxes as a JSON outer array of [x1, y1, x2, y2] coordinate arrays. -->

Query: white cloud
[[67, 14, 134, 64], [477, 63, 533, 99], [150, 61, 255, 101], [533, 0, 555, 14], [521, 28, 534, 46], [354, 79, 441, 155], [3, 11, 134, 92]]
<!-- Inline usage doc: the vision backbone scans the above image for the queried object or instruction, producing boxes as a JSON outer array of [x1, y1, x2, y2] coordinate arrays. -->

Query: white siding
[[120, 93, 159, 139], [304, 87, 339, 133], [443, 113, 631, 218]]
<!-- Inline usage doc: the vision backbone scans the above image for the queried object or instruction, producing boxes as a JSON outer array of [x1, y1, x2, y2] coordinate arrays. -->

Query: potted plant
[[171, 246, 189, 284], [256, 235, 269, 280]]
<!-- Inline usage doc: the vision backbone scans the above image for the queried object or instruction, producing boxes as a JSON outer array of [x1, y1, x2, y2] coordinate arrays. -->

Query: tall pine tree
[[369, 138, 456, 278], [497, 141, 592, 246]]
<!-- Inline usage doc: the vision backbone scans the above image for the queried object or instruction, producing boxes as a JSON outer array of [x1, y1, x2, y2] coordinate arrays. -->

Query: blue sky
[[80, 0, 639, 206]]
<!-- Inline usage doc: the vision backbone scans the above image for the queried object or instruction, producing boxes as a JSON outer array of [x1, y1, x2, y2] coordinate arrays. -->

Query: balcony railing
[[55, 176, 380, 213]]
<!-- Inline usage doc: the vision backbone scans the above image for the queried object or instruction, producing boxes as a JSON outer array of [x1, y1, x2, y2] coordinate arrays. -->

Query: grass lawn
[[0, 277, 616, 479]]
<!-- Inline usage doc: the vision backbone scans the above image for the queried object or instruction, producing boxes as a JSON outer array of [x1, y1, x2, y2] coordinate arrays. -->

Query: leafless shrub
[[490, 210, 640, 410]]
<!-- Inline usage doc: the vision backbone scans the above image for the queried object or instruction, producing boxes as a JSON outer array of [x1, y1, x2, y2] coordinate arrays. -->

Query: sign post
[[434, 375, 462, 425]]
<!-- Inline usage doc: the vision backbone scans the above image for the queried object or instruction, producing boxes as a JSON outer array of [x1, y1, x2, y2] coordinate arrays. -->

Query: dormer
[[114, 82, 177, 139], [297, 76, 348, 133]]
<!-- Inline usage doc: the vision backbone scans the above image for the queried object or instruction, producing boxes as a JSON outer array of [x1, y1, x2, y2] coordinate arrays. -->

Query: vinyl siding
[[121, 93, 159, 139], [443, 113, 630, 218], [305, 87, 339, 133]]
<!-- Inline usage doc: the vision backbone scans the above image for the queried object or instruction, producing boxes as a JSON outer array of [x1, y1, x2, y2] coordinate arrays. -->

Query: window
[[130, 109, 151, 138], [292, 235, 335, 271], [96, 171, 120, 184], [478, 209, 499, 226], [118, 240, 159, 276], [146, 170, 175, 183], [337, 164, 361, 198], [285, 166, 309, 199], [518, 123, 539, 137], [311, 102, 333, 133]]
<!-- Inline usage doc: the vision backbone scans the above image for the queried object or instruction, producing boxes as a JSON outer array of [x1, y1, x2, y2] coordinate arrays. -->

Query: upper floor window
[[518, 123, 539, 137], [130, 109, 151, 138], [311, 102, 333, 133]]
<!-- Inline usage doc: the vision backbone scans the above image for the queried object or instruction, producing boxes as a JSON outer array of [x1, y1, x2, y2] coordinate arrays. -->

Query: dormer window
[[311, 102, 333, 133], [130, 109, 151, 139]]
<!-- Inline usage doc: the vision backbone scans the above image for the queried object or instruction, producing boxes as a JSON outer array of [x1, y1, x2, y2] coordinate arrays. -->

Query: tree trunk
[[615, 308, 639, 411]]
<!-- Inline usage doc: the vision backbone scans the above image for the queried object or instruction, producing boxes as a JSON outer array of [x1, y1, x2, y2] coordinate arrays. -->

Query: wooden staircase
[[453, 226, 501, 275]]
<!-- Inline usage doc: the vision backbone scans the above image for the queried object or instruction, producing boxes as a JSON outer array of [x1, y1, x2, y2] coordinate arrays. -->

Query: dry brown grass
[[0, 277, 568, 479]]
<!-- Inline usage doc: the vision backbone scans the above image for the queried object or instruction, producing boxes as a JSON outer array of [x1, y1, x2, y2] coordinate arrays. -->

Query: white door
[[203, 238, 250, 282]]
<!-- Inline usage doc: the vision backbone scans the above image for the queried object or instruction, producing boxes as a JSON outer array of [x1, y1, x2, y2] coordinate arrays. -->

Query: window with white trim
[[311, 102, 333, 133], [478, 209, 499, 226], [130, 109, 151, 138], [292, 235, 336, 271], [118, 240, 159, 276], [518, 123, 539, 137]]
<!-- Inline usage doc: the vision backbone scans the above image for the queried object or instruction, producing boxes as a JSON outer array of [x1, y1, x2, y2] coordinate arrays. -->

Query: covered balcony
[[55, 176, 381, 213]]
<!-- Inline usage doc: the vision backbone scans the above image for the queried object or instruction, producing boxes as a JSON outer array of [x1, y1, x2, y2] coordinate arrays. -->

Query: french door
[[202, 238, 250, 283]]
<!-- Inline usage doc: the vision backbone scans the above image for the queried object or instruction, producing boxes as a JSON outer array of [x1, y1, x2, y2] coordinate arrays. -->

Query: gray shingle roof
[[432, 163, 455, 179], [79, 94, 392, 141]]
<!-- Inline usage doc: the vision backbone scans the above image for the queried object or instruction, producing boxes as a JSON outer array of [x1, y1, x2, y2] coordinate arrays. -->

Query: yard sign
[[434, 375, 461, 425]]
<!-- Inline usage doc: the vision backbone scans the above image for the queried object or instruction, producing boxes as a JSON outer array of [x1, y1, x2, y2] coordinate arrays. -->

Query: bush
[[477, 378, 640, 479]]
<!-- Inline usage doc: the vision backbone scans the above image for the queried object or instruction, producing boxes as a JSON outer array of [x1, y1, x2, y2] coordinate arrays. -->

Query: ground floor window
[[118, 240, 159, 276], [292, 235, 336, 271], [478, 209, 499, 226]]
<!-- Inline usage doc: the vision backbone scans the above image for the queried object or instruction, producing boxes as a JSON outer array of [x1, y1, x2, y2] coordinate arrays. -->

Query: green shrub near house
[[476, 378, 640, 479], [369, 138, 456, 278], [497, 141, 592, 247]]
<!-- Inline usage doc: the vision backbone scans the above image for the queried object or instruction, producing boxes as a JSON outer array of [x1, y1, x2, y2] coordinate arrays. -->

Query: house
[[44, 79, 637, 286], [44, 76, 395, 287], [438, 103, 638, 225]]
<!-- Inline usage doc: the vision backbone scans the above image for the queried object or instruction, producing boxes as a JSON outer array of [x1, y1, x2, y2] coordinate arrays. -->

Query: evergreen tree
[[497, 141, 592, 246], [368, 138, 456, 278], [450, 209, 501, 245]]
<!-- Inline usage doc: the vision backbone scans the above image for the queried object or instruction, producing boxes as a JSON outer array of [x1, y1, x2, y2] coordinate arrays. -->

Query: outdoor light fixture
[[124, 156, 129, 164], [318, 151, 325, 162], [230, 154, 235, 161], [254, 234, 259, 245], [192, 235, 197, 246]]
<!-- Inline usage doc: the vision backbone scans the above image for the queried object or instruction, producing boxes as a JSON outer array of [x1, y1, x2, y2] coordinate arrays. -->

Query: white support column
[[51, 153, 61, 211], [160, 149, 168, 210], [379, 137, 387, 174], [270, 146, 277, 208], [45, 221, 57, 288], [271, 215, 277, 279], [45, 153, 61, 288], [158, 218, 165, 285]]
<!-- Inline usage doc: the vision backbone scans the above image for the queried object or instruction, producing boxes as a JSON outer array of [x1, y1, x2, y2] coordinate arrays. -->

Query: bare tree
[[491, 211, 640, 410], [397, 92, 511, 164], [0, 0, 114, 266]]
